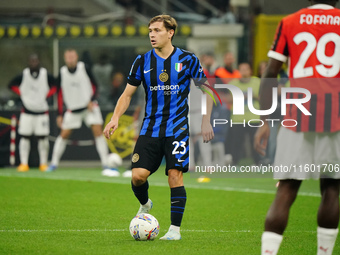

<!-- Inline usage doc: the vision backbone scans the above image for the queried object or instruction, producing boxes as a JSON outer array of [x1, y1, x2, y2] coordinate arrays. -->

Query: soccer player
[[254, 1, 340, 254], [47, 49, 117, 176], [8, 54, 57, 172], [103, 14, 214, 240]]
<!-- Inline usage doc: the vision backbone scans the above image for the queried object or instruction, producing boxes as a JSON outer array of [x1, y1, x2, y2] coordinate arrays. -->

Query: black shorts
[[131, 134, 189, 175]]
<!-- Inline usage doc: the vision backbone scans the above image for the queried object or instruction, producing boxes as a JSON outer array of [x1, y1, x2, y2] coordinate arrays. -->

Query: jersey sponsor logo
[[144, 68, 153, 74], [175, 63, 183, 72], [149, 84, 179, 91], [149, 84, 180, 95], [159, 71, 169, 82]]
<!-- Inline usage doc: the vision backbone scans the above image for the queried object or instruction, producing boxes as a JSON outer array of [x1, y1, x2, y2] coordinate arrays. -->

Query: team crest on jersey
[[159, 71, 169, 82], [132, 153, 139, 163], [175, 63, 183, 72]]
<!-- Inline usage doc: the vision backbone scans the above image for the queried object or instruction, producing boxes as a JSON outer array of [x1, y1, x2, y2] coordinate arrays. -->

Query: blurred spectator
[[228, 62, 261, 165], [92, 53, 114, 106], [210, 91, 230, 166], [214, 51, 241, 162], [110, 71, 126, 106], [215, 52, 241, 84], [200, 51, 219, 80]]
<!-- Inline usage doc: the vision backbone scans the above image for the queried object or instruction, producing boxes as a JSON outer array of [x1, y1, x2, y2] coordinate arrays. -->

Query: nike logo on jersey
[[178, 159, 185, 162], [144, 68, 153, 74]]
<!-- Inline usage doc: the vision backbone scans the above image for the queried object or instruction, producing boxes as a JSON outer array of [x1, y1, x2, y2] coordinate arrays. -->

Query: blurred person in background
[[47, 49, 119, 177], [228, 62, 261, 165], [8, 53, 57, 172], [92, 53, 114, 106], [214, 51, 241, 84]]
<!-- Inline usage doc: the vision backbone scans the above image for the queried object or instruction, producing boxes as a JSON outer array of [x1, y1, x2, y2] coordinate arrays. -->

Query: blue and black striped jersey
[[127, 47, 206, 137]]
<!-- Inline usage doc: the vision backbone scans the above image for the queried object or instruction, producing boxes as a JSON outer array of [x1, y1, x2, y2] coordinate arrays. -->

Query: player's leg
[[317, 178, 340, 255], [159, 169, 185, 240], [132, 167, 152, 214], [160, 134, 188, 240], [48, 128, 72, 171], [90, 124, 112, 169], [34, 114, 50, 171], [37, 136, 49, 171], [131, 135, 163, 215], [18, 136, 31, 172], [48, 111, 80, 171], [261, 179, 302, 255], [17, 113, 34, 172], [86, 105, 117, 175]]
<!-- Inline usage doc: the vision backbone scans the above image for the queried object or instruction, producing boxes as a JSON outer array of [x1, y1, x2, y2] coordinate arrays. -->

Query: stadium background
[[0, 0, 304, 167]]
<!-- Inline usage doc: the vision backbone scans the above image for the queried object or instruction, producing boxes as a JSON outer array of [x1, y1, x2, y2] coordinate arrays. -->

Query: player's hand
[[254, 122, 270, 156], [201, 120, 214, 143], [56, 115, 63, 128], [103, 117, 119, 139], [87, 101, 94, 112]]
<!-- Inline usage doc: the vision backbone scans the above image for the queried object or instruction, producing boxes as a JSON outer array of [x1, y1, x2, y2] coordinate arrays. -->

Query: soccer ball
[[107, 153, 123, 168], [129, 213, 160, 241]]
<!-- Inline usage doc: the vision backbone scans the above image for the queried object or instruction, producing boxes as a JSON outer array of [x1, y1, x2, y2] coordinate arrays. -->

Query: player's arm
[[47, 74, 57, 97], [201, 83, 214, 143], [191, 54, 214, 142], [56, 73, 64, 128], [254, 57, 283, 156], [103, 84, 138, 139], [8, 75, 23, 95]]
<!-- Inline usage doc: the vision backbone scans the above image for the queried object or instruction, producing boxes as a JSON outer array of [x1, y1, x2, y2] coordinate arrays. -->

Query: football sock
[[317, 227, 338, 255], [95, 135, 109, 167], [51, 136, 67, 166], [170, 186, 187, 227], [38, 137, 49, 165], [131, 181, 149, 205], [169, 225, 180, 233], [261, 231, 283, 255], [19, 138, 30, 165]]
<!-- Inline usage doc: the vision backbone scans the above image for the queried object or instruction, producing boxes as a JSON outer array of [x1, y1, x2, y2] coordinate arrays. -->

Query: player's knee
[[168, 169, 183, 187], [320, 179, 340, 199], [131, 172, 147, 186]]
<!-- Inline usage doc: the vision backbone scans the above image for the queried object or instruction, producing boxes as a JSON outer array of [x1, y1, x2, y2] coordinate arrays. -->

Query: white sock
[[95, 135, 109, 167], [261, 231, 283, 255], [19, 138, 30, 165], [317, 227, 339, 255], [51, 136, 67, 166], [38, 137, 49, 165], [169, 225, 180, 233]]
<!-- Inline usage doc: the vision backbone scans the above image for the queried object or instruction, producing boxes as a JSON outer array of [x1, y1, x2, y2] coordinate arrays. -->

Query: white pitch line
[[0, 172, 321, 197], [0, 229, 316, 233]]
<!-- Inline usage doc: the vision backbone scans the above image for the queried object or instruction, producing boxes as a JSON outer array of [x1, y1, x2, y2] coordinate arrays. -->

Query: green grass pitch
[[0, 166, 339, 254]]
